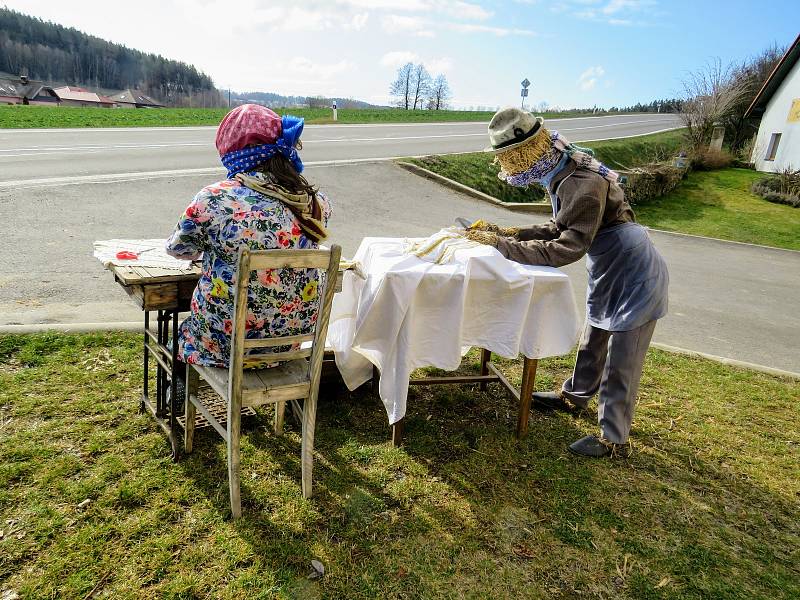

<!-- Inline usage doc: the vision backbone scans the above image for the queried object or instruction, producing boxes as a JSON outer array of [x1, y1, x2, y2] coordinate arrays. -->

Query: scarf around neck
[[501, 130, 619, 188], [235, 173, 328, 243]]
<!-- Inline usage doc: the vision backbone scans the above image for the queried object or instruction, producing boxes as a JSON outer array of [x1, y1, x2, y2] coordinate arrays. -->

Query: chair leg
[[227, 391, 243, 518], [300, 394, 318, 499], [184, 366, 198, 454], [274, 400, 286, 435]]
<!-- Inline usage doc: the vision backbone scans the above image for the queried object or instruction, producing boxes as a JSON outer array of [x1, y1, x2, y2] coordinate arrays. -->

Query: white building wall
[[752, 58, 800, 172]]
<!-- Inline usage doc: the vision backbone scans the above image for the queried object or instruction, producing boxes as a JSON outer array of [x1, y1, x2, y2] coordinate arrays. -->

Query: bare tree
[[680, 59, 753, 150], [723, 44, 786, 152], [390, 62, 414, 109], [426, 74, 451, 110], [411, 63, 431, 110]]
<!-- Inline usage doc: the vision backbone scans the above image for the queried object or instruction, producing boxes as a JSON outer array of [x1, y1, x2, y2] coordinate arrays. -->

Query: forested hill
[[0, 8, 218, 105]]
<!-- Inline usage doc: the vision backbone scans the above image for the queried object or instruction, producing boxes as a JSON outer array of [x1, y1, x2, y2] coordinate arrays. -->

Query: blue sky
[[5, 0, 798, 109]]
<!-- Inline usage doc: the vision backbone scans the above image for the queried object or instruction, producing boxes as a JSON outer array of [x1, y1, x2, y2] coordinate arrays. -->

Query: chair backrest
[[227, 245, 342, 397]]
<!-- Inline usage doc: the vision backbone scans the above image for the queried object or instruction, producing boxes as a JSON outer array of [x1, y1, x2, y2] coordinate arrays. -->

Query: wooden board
[[111, 263, 202, 286]]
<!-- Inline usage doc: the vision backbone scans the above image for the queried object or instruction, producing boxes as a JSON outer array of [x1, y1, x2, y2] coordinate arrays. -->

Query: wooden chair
[[183, 245, 341, 518]]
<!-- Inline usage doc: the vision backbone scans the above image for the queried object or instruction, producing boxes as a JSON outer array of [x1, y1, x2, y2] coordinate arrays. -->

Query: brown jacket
[[495, 162, 635, 267]]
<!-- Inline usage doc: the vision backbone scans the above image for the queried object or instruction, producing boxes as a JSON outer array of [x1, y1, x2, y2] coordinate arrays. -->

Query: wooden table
[[111, 263, 203, 460]]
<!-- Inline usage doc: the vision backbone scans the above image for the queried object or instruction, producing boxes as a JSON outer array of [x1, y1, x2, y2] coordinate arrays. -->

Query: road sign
[[521, 88, 529, 97], [521, 78, 530, 88]]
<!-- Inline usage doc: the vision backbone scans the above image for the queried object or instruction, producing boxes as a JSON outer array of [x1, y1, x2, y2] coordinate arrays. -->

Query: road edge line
[[647, 228, 800, 254], [650, 342, 799, 379]]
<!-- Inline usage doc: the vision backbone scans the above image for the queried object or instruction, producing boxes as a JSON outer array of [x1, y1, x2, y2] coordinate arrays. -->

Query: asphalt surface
[[0, 114, 682, 181], [1, 113, 797, 373], [1, 159, 798, 373]]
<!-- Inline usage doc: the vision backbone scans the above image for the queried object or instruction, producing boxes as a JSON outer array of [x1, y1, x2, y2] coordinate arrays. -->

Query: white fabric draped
[[327, 236, 582, 425]]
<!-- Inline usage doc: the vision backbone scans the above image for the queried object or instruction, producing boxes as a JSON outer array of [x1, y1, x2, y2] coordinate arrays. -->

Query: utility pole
[[228, 87, 231, 108]]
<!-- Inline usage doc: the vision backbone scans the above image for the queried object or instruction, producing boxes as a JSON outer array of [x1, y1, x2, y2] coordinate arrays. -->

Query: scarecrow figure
[[466, 108, 669, 457]]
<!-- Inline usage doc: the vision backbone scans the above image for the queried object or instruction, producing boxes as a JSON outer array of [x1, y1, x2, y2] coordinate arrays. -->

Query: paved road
[[1, 161, 798, 373], [0, 114, 681, 181]]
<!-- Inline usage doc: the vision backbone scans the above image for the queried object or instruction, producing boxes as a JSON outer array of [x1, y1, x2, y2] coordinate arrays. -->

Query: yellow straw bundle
[[495, 127, 552, 175]]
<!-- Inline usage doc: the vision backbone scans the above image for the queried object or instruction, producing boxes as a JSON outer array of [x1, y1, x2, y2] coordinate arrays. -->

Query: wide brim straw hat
[[484, 107, 544, 153]]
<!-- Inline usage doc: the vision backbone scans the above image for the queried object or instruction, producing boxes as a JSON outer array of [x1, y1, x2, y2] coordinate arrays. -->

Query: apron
[[585, 222, 669, 331]]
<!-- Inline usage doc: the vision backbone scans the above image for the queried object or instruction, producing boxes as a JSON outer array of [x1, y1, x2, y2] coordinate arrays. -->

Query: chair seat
[[195, 359, 311, 407]]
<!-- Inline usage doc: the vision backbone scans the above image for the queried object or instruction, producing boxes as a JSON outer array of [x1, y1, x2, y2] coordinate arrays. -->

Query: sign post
[[520, 78, 531, 109], [332, 100, 338, 122]]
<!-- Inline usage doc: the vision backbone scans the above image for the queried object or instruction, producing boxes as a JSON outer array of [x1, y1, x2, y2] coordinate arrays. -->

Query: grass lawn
[[0, 106, 595, 129], [407, 129, 686, 204], [635, 168, 800, 251], [1, 332, 798, 599]]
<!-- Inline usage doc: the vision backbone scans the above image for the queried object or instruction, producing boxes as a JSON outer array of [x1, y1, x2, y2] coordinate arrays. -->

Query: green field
[[0, 105, 595, 129], [635, 168, 800, 250], [408, 129, 686, 204], [1, 332, 798, 598]]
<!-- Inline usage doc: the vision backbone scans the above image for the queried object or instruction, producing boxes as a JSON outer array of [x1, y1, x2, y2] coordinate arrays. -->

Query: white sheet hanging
[[327, 235, 582, 425]]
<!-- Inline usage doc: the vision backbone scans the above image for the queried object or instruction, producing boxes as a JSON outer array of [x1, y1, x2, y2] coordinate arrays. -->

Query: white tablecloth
[[327, 237, 582, 425]]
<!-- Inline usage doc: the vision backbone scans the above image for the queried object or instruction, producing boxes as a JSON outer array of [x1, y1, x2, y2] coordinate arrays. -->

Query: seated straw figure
[[165, 104, 332, 408]]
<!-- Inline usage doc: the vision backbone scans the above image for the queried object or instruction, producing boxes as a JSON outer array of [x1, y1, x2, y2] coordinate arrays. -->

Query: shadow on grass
[[175, 354, 800, 599]]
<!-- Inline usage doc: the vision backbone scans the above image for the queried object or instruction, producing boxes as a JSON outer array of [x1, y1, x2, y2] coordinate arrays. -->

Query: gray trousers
[[561, 320, 657, 444]]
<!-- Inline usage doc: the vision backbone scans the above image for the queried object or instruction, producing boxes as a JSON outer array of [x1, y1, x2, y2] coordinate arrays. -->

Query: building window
[[765, 133, 782, 161]]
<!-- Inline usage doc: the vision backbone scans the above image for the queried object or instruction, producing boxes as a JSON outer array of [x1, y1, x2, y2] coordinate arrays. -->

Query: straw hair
[[495, 127, 552, 175]]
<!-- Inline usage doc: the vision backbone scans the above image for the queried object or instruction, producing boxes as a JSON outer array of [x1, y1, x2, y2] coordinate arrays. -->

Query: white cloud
[[578, 65, 605, 90], [447, 23, 535, 36], [381, 14, 435, 36], [552, 0, 655, 25], [602, 0, 653, 14], [425, 57, 453, 74], [335, 0, 429, 10], [287, 57, 355, 79], [336, 0, 491, 19], [380, 52, 453, 75], [382, 14, 535, 37], [451, 1, 493, 20], [380, 51, 419, 68], [346, 12, 369, 30]]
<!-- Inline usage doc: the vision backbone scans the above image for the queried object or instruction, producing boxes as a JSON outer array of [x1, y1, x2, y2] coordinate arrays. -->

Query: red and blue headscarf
[[215, 104, 304, 178]]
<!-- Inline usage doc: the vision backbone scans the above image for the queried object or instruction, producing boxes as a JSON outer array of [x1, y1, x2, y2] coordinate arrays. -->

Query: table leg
[[479, 348, 491, 391], [141, 310, 149, 414], [372, 364, 380, 394], [516, 357, 538, 439], [156, 310, 166, 416], [169, 310, 180, 461], [392, 418, 405, 447]]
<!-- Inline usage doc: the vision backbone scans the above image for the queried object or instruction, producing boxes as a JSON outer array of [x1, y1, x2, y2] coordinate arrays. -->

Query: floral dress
[[165, 174, 332, 368]]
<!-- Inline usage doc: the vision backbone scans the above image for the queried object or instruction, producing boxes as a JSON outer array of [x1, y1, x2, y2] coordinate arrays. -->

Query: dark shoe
[[568, 435, 630, 458], [532, 392, 575, 413]]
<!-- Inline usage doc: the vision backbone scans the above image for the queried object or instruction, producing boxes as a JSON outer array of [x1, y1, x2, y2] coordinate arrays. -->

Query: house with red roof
[[52, 86, 114, 108]]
